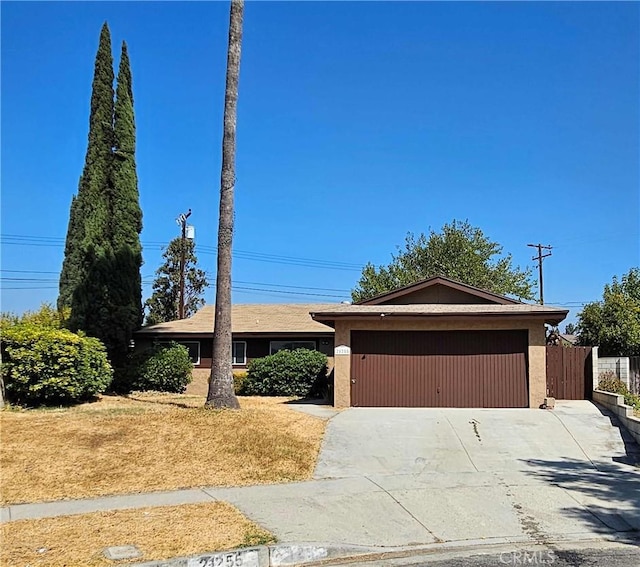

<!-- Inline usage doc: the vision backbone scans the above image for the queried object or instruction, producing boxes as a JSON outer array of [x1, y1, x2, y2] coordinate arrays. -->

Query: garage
[[309, 276, 569, 409], [350, 329, 529, 408]]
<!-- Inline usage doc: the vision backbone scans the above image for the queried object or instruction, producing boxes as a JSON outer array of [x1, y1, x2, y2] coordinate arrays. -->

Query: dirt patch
[[1, 394, 325, 505], [1, 502, 275, 567], [186, 369, 211, 396]]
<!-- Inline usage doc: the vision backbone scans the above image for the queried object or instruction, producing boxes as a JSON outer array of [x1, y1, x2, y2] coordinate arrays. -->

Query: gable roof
[[559, 334, 578, 345], [136, 304, 336, 335], [357, 276, 523, 305]]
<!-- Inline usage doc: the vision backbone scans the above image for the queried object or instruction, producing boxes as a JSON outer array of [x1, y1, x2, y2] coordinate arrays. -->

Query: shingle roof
[[136, 304, 337, 335], [560, 334, 578, 345]]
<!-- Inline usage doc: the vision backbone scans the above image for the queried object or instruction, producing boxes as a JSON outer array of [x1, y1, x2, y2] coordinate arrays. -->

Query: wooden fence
[[546, 346, 593, 400]]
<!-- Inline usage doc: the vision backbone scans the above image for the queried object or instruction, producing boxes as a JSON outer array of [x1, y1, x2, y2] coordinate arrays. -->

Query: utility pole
[[176, 208, 192, 319], [528, 243, 552, 305]]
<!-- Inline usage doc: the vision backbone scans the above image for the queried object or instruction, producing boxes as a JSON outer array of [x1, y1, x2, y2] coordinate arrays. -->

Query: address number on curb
[[188, 550, 260, 567]]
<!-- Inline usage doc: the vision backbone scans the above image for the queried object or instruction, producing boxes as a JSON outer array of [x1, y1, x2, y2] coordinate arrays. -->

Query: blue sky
[[2, 1, 638, 327]]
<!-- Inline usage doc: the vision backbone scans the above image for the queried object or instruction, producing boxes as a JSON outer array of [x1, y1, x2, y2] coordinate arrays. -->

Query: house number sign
[[334, 345, 350, 355], [188, 549, 260, 567]]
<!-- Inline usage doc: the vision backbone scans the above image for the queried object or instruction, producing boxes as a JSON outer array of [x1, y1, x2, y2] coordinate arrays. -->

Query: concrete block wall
[[598, 357, 630, 387], [592, 390, 640, 446]]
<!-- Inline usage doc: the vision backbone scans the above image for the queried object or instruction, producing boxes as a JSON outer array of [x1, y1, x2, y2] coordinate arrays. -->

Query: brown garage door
[[350, 330, 529, 408]]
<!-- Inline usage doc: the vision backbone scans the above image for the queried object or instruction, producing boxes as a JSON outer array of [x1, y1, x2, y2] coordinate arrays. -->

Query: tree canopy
[[576, 267, 640, 356], [352, 220, 535, 303], [144, 237, 209, 325]]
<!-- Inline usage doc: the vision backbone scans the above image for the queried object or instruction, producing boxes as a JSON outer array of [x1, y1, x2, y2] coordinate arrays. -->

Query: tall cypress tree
[[109, 40, 144, 364], [59, 23, 114, 312], [58, 191, 83, 310], [59, 25, 143, 369]]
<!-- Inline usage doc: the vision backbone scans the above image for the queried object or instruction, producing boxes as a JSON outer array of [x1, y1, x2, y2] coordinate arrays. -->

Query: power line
[[231, 286, 345, 298], [1, 273, 351, 293], [0, 269, 60, 274], [1, 277, 350, 300], [2, 286, 59, 290], [1, 233, 363, 272], [217, 278, 350, 293]]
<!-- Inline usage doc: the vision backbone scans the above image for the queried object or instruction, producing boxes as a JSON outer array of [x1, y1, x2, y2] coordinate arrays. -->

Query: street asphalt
[[317, 540, 640, 567], [2, 400, 639, 561]]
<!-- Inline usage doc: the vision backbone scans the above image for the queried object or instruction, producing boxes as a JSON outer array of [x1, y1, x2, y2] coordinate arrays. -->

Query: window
[[269, 340, 316, 355], [159, 341, 200, 365], [232, 341, 247, 365]]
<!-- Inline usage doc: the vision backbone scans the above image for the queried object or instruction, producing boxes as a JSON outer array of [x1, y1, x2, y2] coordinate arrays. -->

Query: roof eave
[[311, 310, 569, 326]]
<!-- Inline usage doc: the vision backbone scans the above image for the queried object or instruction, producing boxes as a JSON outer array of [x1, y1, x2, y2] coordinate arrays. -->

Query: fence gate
[[546, 346, 593, 400]]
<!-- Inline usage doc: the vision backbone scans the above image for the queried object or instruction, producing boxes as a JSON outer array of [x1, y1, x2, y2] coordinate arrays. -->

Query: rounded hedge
[[128, 343, 193, 393], [242, 348, 328, 397], [2, 324, 113, 406]]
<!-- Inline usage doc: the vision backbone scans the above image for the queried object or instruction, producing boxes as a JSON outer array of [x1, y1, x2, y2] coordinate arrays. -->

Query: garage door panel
[[351, 330, 528, 408]]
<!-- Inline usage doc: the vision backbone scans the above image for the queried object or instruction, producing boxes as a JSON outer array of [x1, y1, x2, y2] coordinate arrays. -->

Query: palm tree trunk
[[206, 0, 243, 409]]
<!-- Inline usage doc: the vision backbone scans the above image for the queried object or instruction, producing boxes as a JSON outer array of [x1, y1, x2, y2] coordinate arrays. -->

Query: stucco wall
[[333, 318, 547, 409]]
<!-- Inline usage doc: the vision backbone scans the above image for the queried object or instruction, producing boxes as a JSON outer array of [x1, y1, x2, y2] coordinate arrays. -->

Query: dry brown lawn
[[0, 394, 325, 505], [1, 502, 275, 567]]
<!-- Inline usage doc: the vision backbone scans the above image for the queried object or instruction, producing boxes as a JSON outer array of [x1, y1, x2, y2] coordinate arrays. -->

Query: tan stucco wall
[[332, 318, 548, 409]]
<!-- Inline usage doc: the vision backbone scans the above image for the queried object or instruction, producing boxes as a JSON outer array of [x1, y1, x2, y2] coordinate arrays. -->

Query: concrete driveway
[[314, 401, 639, 478], [209, 401, 640, 549]]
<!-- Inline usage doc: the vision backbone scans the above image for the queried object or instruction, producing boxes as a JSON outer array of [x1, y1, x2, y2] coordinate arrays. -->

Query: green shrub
[[1, 324, 112, 406], [233, 371, 248, 395], [1, 302, 69, 329], [243, 349, 328, 398], [598, 371, 640, 410], [597, 372, 629, 395], [127, 343, 193, 393], [624, 393, 640, 411]]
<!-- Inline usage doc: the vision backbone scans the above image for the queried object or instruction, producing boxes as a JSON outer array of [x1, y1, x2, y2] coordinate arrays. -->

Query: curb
[[131, 543, 382, 567], [130, 533, 640, 567]]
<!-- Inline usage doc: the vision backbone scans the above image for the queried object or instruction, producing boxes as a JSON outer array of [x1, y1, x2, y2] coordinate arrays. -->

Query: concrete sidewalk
[[3, 465, 640, 547]]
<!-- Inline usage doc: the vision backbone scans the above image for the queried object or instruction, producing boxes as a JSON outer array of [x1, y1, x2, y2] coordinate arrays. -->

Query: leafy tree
[[576, 268, 640, 356], [352, 220, 536, 302], [206, 0, 243, 410], [58, 25, 143, 369], [144, 238, 209, 325], [564, 323, 578, 335]]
